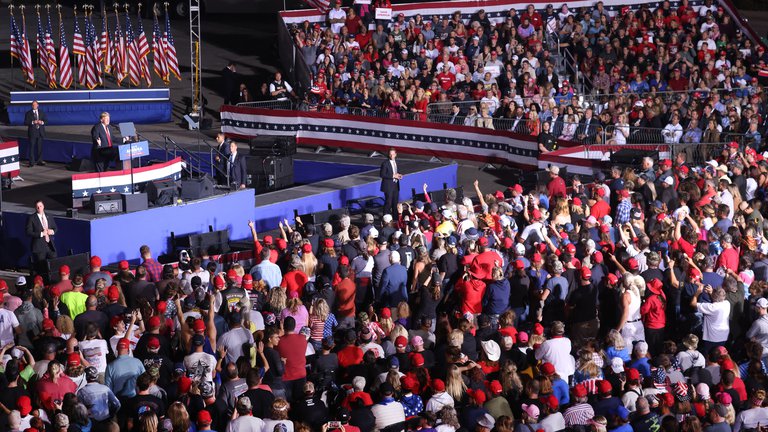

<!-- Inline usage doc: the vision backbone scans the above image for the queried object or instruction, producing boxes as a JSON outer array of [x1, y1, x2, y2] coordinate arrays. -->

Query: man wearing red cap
[[51, 265, 73, 294], [84, 256, 113, 292], [566, 266, 599, 346], [486, 380, 513, 418], [105, 338, 145, 398], [563, 384, 594, 427]]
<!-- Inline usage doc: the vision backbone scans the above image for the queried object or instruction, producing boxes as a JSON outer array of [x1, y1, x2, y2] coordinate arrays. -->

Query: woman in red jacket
[[640, 278, 666, 356]]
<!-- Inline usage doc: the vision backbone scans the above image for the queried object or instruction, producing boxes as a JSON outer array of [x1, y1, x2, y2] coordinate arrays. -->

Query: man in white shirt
[[0, 295, 20, 346], [184, 334, 217, 386], [691, 287, 731, 353], [226, 396, 265, 432], [534, 321, 575, 381], [371, 383, 406, 432], [328, 3, 347, 34], [662, 115, 684, 143]]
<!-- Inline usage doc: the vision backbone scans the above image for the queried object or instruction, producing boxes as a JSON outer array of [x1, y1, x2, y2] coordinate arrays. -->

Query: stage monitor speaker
[[43, 253, 91, 284], [249, 137, 297, 157], [176, 229, 230, 256], [122, 192, 149, 213], [92, 192, 123, 214], [610, 149, 655, 166], [181, 176, 215, 201], [68, 157, 94, 172], [247, 155, 294, 193], [145, 178, 179, 206]]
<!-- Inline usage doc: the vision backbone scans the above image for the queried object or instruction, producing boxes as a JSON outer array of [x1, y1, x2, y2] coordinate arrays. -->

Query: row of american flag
[[9, 5, 180, 90]]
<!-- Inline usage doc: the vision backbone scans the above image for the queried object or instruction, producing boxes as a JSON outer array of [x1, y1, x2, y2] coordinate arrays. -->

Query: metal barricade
[[236, 100, 294, 110]]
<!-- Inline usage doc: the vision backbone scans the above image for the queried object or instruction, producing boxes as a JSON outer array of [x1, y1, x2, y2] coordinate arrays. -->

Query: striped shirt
[[564, 403, 595, 426]]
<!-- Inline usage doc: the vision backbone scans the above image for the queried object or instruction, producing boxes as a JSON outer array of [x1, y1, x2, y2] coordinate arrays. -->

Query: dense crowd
[[279, 0, 768, 148], [5, 139, 768, 432]]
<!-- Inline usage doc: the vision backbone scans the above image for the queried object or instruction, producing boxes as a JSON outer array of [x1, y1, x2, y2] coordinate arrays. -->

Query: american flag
[[36, 11, 50, 79], [45, 11, 58, 88], [84, 13, 99, 89], [136, 13, 152, 86], [19, 11, 35, 85], [301, 0, 332, 13], [10, 13, 22, 61], [72, 12, 86, 86], [163, 12, 180, 80], [113, 11, 126, 84], [125, 12, 141, 86], [100, 13, 111, 73], [58, 13, 73, 89], [152, 13, 168, 83]]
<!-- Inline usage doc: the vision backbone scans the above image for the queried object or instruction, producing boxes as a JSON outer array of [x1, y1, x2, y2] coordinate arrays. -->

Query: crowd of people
[[6, 136, 768, 432], [281, 0, 767, 148]]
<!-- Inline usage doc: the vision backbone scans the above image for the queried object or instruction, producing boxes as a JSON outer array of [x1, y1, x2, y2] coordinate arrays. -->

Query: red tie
[[104, 125, 112, 147]]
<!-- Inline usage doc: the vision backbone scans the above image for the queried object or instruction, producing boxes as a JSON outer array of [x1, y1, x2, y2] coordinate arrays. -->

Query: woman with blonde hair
[[280, 293, 309, 331], [445, 364, 468, 402], [264, 398, 294, 432], [604, 329, 630, 362], [618, 274, 645, 348], [551, 197, 572, 226], [377, 308, 396, 338], [499, 360, 524, 398], [476, 102, 495, 129], [308, 298, 337, 350], [396, 301, 411, 328], [573, 349, 604, 390], [137, 411, 158, 432], [57, 314, 75, 340], [166, 401, 190, 432], [268, 286, 287, 314], [677, 334, 705, 373]]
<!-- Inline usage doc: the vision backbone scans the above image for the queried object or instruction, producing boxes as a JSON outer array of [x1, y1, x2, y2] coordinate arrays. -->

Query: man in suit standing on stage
[[90, 112, 120, 172], [26, 200, 57, 274], [380, 148, 402, 218], [25, 101, 47, 167], [214, 132, 232, 185], [228, 141, 247, 190]]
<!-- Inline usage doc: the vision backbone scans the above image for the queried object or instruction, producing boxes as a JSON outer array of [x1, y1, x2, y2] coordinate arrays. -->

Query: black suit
[[26, 211, 57, 265], [215, 138, 232, 185], [380, 158, 400, 217], [221, 66, 239, 105], [25, 108, 47, 165], [228, 152, 248, 189], [90, 122, 119, 172]]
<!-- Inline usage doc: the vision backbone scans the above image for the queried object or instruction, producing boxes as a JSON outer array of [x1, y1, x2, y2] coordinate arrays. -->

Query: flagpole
[[20, 5, 30, 91], [125, 3, 131, 89], [9, 5, 16, 90], [73, 5, 79, 90]]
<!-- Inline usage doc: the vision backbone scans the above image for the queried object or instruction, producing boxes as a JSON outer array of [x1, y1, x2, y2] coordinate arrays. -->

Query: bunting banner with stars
[[0, 141, 21, 175], [279, 0, 663, 29], [220, 106, 539, 167], [71, 156, 184, 200]]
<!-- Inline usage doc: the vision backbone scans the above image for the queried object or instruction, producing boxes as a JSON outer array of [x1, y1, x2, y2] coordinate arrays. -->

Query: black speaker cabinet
[[69, 157, 94, 172], [122, 192, 149, 213], [176, 229, 231, 256], [247, 155, 294, 193], [43, 253, 91, 283], [92, 192, 123, 215], [145, 178, 178, 206], [181, 176, 215, 201]]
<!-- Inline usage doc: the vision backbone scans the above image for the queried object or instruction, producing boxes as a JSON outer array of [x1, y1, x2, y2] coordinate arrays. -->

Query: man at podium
[[90, 112, 120, 172]]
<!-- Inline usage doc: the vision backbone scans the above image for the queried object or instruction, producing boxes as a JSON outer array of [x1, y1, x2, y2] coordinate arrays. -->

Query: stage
[[0, 151, 456, 269]]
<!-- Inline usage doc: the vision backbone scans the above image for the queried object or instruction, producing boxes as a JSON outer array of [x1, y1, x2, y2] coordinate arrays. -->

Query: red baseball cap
[[565, 243, 576, 255], [90, 256, 102, 267], [410, 352, 425, 367], [276, 238, 287, 250], [242, 274, 253, 289], [627, 258, 639, 270], [214, 275, 225, 289], [59, 265, 70, 275], [197, 410, 212, 425], [598, 380, 613, 394], [17, 396, 32, 416], [380, 307, 392, 318], [626, 368, 641, 381], [193, 319, 206, 332], [157, 301, 167, 314], [490, 380, 503, 395], [580, 267, 592, 280], [323, 238, 335, 248], [117, 338, 131, 351], [118, 260, 130, 271], [67, 352, 82, 367], [263, 235, 274, 245], [42, 318, 55, 331], [395, 335, 408, 348], [532, 253, 542, 263], [513, 259, 525, 270], [107, 285, 120, 301], [478, 237, 489, 247], [148, 315, 162, 329], [302, 243, 313, 253], [110, 315, 124, 329], [573, 384, 588, 398], [147, 336, 161, 350], [540, 362, 556, 376], [432, 379, 446, 391], [227, 269, 238, 280]]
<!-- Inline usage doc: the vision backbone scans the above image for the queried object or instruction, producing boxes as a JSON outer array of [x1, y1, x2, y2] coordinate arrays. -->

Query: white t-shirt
[[697, 301, 731, 342], [329, 8, 347, 34], [79, 339, 109, 373], [0, 309, 20, 346], [184, 351, 217, 384], [109, 325, 141, 356]]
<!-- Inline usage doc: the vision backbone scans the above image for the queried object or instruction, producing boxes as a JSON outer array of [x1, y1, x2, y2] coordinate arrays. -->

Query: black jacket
[[25, 109, 47, 138], [26, 212, 57, 255]]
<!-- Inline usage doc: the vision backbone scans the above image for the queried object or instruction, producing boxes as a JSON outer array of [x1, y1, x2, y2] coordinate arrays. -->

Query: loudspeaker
[[92, 192, 123, 214], [411, 186, 464, 205], [43, 253, 91, 284], [181, 176, 215, 201], [176, 229, 230, 256], [145, 178, 178, 206], [249, 137, 297, 157], [68, 157, 94, 172], [610, 149, 655, 166], [247, 155, 294, 193], [122, 192, 149, 213]]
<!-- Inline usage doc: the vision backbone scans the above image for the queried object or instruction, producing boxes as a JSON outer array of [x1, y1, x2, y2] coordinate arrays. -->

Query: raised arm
[[473, 179, 487, 209]]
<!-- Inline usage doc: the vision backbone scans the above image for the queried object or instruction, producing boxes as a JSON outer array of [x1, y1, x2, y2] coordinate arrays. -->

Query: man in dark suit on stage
[[26, 200, 57, 271], [380, 148, 402, 217], [25, 101, 47, 167], [227, 141, 247, 190], [214, 132, 232, 185], [90, 112, 119, 172], [221, 62, 239, 105]]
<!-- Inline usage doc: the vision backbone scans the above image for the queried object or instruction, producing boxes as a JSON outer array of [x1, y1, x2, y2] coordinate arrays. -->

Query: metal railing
[[579, 88, 735, 110], [236, 99, 295, 110]]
